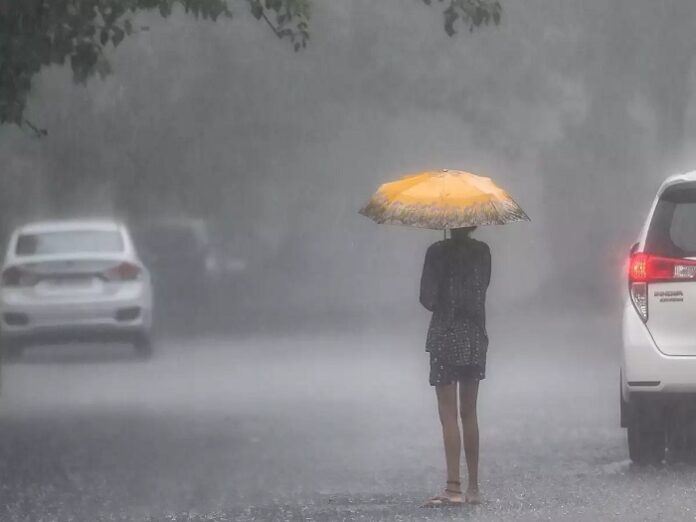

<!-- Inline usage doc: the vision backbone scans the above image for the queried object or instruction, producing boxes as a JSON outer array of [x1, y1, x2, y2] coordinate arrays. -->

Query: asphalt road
[[1, 310, 696, 522]]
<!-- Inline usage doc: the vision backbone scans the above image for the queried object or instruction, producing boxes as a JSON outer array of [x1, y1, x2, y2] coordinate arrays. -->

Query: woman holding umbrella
[[360, 169, 529, 508], [419, 225, 490, 506]]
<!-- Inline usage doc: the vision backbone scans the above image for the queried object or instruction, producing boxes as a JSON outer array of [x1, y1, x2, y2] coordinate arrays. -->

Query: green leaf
[[112, 27, 125, 47], [95, 56, 112, 78], [159, 2, 172, 17], [444, 6, 459, 36], [250, 1, 263, 20]]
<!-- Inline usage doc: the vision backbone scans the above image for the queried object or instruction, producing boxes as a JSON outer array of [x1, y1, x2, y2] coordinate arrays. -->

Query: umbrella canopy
[[359, 169, 530, 229]]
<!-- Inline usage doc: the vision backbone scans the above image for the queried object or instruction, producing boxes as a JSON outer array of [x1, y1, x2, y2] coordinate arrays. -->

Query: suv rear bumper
[[623, 302, 696, 395]]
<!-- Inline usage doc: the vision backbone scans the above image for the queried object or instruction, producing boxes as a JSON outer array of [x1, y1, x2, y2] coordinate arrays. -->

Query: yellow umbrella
[[359, 169, 529, 229]]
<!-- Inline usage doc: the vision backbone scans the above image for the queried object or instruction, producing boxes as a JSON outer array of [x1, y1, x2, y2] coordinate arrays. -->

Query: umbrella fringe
[[359, 194, 530, 229]]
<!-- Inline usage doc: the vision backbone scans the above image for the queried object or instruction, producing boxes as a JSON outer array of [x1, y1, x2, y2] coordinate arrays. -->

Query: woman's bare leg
[[459, 379, 480, 504], [422, 383, 464, 507], [436, 383, 462, 500]]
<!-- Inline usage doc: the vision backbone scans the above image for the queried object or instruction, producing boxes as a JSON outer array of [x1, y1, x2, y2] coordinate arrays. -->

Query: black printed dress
[[420, 237, 491, 386]]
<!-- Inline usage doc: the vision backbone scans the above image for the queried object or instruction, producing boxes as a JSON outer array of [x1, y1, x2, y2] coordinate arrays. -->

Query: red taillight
[[629, 253, 648, 282], [1, 266, 38, 287], [104, 262, 141, 282], [629, 253, 696, 283], [628, 252, 696, 323]]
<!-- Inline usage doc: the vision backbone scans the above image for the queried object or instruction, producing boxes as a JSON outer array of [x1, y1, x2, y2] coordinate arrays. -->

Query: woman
[[419, 226, 491, 507]]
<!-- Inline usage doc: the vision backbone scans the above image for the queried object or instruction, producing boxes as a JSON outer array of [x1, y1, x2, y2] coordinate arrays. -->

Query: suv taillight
[[104, 262, 141, 282], [629, 281, 649, 322], [1, 266, 39, 287], [628, 253, 696, 322]]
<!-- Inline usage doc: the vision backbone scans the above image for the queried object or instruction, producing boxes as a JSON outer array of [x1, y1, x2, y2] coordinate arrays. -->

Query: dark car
[[131, 218, 244, 332]]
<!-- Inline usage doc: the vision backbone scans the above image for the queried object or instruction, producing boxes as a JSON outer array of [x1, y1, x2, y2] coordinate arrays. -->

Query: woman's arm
[[420, 244, 440, 312], [482, 244, 492, 289]]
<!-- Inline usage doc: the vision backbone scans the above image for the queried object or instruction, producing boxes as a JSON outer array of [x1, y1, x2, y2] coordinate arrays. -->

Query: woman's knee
[[439, 405, 459, 426], [436, 385, 458, 422], [459, 403, 477, 421], [459, 381, 479, 420], [438, 397, 458, 419]]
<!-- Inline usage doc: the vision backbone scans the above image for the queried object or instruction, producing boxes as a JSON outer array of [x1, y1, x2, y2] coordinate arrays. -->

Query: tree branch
[[23, 118, 48, 137], [260, 9, 282, 38]]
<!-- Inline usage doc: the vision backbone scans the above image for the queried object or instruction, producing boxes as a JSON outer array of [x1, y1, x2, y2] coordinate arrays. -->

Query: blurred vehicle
[[623, 171, 696, 463], [130, 218, 245, 330], [0, 220, 153, 359]]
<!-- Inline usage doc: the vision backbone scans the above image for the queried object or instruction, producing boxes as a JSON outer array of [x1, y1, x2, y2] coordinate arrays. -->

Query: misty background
[[7, 2, 696, 520], [3, 0, 696, 325]]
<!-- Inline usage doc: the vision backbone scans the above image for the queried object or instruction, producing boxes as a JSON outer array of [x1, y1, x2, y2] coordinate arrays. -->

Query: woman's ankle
[[445, 480, 462, 496]]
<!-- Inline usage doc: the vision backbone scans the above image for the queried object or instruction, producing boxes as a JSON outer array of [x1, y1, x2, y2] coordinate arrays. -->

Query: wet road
[[1, 310, 695, 521]]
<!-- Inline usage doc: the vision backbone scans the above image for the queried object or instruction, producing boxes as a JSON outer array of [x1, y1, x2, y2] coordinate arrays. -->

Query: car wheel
[[133, 335, 153, 360], [628, 419, 666, 464], [666, 417, 696, 462]]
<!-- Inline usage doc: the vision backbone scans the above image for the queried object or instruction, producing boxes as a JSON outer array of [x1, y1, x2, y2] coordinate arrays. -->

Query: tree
[[0, 0, 310, 130], [423, 0, 501, 36], [0, 0, 501, 132]]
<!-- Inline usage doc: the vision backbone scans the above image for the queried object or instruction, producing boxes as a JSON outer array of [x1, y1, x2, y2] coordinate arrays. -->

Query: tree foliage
[[422, 0, 501, 36], [0, 0, 497, 131], [0, 0, 311, 129]]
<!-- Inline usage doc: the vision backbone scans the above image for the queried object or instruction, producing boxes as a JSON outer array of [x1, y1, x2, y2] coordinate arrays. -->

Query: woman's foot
[[465, 487, 481, 505], [421, 481, 464, 507]]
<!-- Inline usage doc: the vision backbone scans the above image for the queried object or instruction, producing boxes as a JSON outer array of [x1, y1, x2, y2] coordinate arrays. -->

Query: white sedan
[[0, 220, 153, 359]]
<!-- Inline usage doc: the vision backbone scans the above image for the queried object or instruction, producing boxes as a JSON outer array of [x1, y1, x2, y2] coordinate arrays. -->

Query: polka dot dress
[[429, 355, 483, 386], [420, 238, 491, 386]]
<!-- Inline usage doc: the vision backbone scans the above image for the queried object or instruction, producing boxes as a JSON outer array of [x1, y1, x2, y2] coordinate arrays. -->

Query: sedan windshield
[[16, 230, 124, 256]]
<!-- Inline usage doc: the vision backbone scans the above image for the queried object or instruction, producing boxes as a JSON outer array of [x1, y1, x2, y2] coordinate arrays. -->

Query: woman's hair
[[451, 226, 477, 240]]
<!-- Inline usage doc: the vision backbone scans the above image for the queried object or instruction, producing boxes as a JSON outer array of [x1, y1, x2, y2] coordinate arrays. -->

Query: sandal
[[421, 481, 464, 508], [465, 489, 482, 505]]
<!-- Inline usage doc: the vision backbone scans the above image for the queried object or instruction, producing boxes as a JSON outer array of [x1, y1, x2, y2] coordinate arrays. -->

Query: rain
[[2, 0, 696, 520]]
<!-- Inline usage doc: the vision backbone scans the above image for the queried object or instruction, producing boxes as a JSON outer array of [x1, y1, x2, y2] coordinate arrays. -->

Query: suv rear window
[[16, 230, 124, 256], [645, 186, 696, 258]]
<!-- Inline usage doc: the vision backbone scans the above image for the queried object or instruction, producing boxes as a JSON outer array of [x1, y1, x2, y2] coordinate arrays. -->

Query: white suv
[[0, 220, 153, 359], [622, 171, 696, 463]]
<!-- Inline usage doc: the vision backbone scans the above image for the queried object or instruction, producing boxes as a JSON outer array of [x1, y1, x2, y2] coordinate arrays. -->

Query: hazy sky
[[3, 0, 696, 313]]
